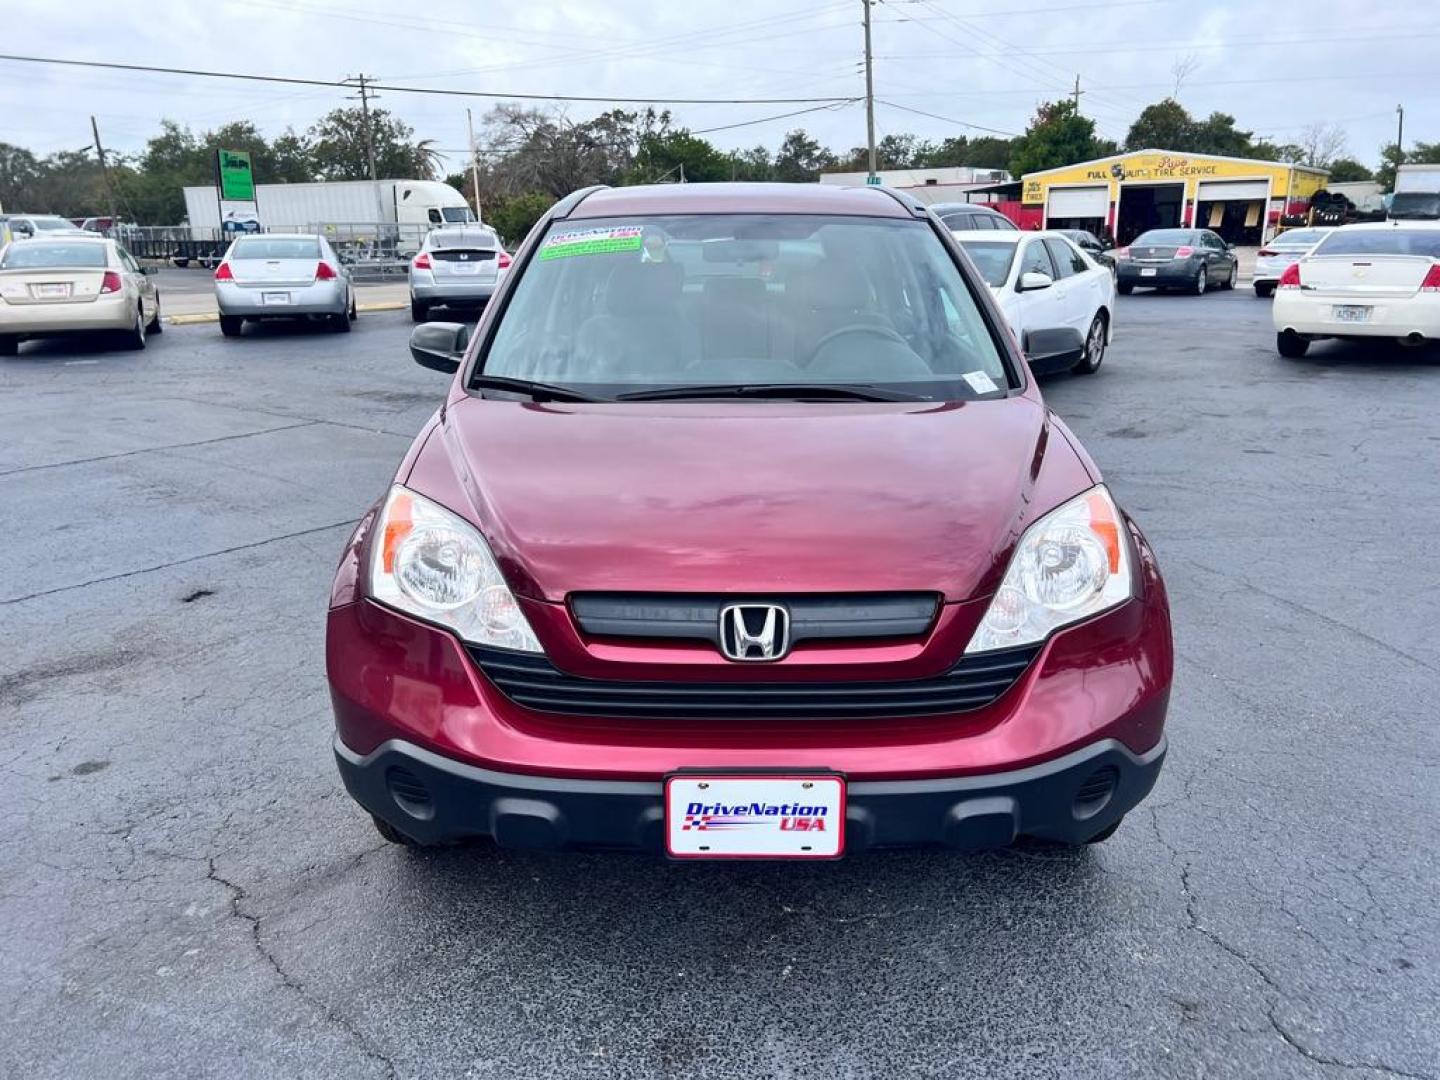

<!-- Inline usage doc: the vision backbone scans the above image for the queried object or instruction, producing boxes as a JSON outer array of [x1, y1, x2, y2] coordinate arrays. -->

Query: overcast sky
[[4, 0, 1435, 173]]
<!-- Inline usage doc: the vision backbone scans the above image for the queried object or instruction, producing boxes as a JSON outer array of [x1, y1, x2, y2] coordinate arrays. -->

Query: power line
[[0, 54, 854, 106], [692, 100, 860, 135], [876, 99, 1020, 138]]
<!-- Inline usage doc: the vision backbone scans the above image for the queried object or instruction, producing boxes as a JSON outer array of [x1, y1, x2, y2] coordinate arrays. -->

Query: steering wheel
[[805, 323, 911, 366]]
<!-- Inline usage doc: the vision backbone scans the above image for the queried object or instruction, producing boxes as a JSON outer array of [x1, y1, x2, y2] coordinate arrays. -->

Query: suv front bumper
[[336, 733, 1166, 851]]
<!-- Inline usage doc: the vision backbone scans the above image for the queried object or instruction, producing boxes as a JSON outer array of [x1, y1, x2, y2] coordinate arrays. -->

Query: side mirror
[[409, 321, 469, 374], [1018, 271, 1053, 292], [12, 223, 33, 238], [1023, 326, 1086, 368], [140, 266, 155, 275]]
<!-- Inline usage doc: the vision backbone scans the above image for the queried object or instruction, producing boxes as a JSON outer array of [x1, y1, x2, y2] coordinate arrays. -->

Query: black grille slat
[[468, 644, 1040, 720]]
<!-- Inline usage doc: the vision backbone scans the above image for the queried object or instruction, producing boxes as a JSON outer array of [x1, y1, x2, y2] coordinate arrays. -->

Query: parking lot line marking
[[0, 421, 320, 478], [1, 519, 357, 605]]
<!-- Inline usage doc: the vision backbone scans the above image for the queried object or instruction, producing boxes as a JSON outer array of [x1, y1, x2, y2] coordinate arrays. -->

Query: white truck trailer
[[1390, 164, 1440, 220], [183, 179, 475, 232]]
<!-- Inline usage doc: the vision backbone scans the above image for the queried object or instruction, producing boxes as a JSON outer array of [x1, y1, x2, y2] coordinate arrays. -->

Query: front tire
[[1254, 282, 1275, 298], [219, 315, 243, 338], [1073, 312, 1107, 375], [1277, 330, 1309, 358]]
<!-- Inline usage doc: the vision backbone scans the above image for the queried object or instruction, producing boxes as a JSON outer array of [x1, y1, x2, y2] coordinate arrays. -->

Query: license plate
[[262, 291, 291, 306], [1140, 268, 1158, 277], [1333, 305, 1371, 323], [34, 283, 69, 298], [665, 774, 845, 859], [448, 263, 480, 275]]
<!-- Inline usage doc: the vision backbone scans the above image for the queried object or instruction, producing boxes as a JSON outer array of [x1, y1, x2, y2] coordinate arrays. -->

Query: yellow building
[[1021, 149, 1329, 245]]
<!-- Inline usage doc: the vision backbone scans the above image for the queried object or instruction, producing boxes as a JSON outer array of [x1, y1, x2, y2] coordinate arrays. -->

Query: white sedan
[[1272, 221, 1440, 358], [956, 231, 1115, 375], [0, 235, 160, 354]]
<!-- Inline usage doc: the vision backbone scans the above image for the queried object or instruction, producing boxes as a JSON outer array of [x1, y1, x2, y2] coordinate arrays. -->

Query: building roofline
[[1020, 148, 1330, 180]]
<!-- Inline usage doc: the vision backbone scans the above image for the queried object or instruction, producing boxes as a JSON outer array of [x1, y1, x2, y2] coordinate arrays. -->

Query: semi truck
[[182, 179, 475, 231], [1390, 164, 1440, 220]]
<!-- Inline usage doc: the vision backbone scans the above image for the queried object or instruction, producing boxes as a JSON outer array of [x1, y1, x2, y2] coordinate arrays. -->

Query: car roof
[[567, 182, 914, 220], [16, 233, 108, 243], [929, 202, 1003, 214], [954, 231, 1031, 246], [1331, 220, 1440, 231], [231, 232, 324, 240]]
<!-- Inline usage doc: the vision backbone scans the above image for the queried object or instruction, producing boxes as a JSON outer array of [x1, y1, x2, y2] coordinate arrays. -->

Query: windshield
[[479, 214, 1009, 399], [441, 207, 476, 223], [1313, 229, 1440, 258], [32, 218, 76, 231], [229, 237, 321, 260], [1272, 229, 1328, 247], [1, 241, 108, 269], [957, 240, 1018, 287], [1389, 193, 1440, 219], [1134, 229, 1196, 246]]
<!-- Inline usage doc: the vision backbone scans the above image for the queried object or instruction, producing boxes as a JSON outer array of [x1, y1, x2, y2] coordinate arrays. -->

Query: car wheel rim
[[1088, 321, 1104, 366], [1197, 271, 1205, 294], [136, 309, 145, 343]]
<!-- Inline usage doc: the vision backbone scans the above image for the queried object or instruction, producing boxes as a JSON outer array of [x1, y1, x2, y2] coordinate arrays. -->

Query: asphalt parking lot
[[2, 295, 1438, 1079]]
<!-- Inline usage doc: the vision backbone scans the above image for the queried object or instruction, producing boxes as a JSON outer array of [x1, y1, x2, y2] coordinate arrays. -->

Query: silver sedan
[[409, 226, 509, 321], [1251, 227, 1333, 298], [213, 233, 355, 337]]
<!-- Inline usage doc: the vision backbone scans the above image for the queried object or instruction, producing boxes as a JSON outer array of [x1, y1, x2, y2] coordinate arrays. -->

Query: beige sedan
[[0, 236, 160, 354]]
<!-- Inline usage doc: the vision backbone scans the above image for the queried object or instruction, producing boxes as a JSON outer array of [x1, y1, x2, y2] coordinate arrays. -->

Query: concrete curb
[[163, 300, 408, 326]]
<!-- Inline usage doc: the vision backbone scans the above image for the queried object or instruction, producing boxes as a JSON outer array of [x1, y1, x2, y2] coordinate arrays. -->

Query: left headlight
[[368, 485, 543, 653], [965, 484, 1133, 655]]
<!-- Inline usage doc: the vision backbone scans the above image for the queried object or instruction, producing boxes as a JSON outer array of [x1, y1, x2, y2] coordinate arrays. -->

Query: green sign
[[865, 175, 882, 186], [217, 149, 255, 202]]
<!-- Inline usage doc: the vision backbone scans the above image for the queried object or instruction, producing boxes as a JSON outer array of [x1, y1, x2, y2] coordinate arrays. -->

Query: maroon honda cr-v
[[327, 183, 1172, 858]]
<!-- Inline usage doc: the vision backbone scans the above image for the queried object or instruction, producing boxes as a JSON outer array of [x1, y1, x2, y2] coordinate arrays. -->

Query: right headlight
[[368, 485, 542, 653], [965, 484, 1133, 654]]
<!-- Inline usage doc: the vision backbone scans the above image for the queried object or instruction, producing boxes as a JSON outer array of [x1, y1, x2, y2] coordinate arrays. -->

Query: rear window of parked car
[[1273, 229, 1328, 247], [428, 229, 498, 250], [229, 238, 321, 260], [1312, 229, 1440, 258], [1, 242, 108, 269], [1134, 230, 1198, 245]]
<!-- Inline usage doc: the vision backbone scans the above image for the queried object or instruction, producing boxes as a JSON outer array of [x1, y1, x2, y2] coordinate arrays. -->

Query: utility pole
[[1072, 75, 1084, 114], [1396, 103, 1405, 169], [90, 115, 119, 226], [466, 107, 482, 222], [347, 73, 380, 182], [863, 0, 876, 183]]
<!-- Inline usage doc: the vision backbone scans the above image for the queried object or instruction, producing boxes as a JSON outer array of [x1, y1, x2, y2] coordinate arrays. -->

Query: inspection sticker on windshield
[[962, 370, 998, 394], [539, 226, 644, 261]]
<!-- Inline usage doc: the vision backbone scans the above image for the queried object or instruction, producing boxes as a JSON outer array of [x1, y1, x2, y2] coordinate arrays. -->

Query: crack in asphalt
[[0, 422, 320, 477], [1148, 808, 1434, 1080], [1, 520, 356, 604], [206, 857, 398, 1080]]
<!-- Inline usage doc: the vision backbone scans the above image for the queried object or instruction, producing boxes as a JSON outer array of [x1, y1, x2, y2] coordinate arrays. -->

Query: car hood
[[406, 395, 1095, 603]]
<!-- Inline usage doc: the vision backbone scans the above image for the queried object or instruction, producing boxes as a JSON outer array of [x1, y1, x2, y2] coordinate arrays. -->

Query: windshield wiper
[[471, 374, 606, 403], [616, 382, 930, 403]]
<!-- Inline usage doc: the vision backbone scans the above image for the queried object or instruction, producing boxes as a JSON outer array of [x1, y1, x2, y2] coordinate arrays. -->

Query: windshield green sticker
[[540, 226, 644, 260]]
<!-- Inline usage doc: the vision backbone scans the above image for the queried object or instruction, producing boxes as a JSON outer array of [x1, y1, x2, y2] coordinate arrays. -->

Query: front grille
[[467, 644, 1040, 720]]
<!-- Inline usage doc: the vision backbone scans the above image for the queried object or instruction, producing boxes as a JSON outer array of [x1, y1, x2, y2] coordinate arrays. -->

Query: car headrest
[[604, 260, 684, 317]]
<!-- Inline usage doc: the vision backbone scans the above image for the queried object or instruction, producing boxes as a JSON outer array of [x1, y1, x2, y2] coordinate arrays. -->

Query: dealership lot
[[2, 296, 1437, 1078]]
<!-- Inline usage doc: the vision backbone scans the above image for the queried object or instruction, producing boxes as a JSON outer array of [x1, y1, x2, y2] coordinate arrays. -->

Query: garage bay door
[[1196, 179, 1269, 201], [1047, 185, 1108, 219]]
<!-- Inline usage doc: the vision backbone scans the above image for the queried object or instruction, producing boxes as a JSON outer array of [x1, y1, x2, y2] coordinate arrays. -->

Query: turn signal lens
[[1278, 263, 1302, 289], [213, 262, 233, 281], [965, 485, 1133, 655], [369, 486, 542, 653], [99, 271, 122, 294], [412, 252, 433, 270]]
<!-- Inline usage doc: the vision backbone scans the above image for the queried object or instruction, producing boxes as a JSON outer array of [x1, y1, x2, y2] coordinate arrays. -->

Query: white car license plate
[[449, 263, 480, 275], [1140, 268, 1158, 277], [666, 774, 845, 859], [1333, 305, 1371, 323], [34, 283, 70, 298], [262, 291, 291, 306]]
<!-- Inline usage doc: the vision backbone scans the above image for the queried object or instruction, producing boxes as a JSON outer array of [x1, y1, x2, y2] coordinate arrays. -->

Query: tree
[[1325, 158, 1373, 183], [771, 129, 833, 183], [0, 142, 43, 210], [485, 191, 554, 247], [727, 146, 773, 182], [630, 128, 731, 184], [307, 106, 431, 180], [1009, 99, 1107, 177], [1126, 99, 1192, 150], [962, 136, 1016, 172], [1296, 123, 1348, 169]]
